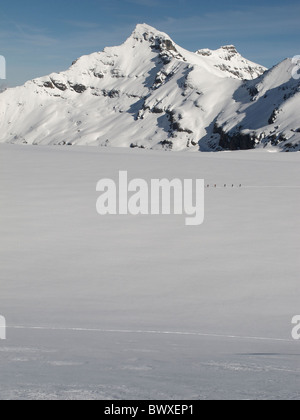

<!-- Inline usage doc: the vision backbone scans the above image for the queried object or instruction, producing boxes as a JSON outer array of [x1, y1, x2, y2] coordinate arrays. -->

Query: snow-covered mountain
[[0, 24, 299, 151], [195, 45, 266, 80]]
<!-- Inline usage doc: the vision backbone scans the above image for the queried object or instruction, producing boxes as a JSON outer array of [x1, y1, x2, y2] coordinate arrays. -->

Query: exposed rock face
[[0, 23, 299, 151], [69, 83, 87, 94], [50, 79, 67, 91], [214, 124, 256, 150]]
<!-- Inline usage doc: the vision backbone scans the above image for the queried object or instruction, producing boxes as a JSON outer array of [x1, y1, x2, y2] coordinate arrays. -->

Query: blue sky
[[0, 0, 299, 86]]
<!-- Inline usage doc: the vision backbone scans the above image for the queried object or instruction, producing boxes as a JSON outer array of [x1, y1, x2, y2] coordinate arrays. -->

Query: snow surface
[[0, 144, 300, 400], [2, 23, 299, 152]]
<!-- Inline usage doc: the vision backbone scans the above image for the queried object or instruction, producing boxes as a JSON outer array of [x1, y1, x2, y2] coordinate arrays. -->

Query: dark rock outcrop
[[214, 124, 256, 150]]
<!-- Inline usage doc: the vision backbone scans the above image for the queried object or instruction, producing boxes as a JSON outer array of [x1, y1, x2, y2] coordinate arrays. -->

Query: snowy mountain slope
[[0, 23, 299, 151], [215, 59, 300, 151], [196, 45, 266, 80]]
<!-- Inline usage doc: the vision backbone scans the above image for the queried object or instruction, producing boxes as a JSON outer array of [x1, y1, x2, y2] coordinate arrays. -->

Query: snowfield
[[0, 144, 299, 400]]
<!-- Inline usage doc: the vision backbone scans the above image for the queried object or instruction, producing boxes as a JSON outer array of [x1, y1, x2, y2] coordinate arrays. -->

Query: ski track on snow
[[8, 325, 295, 343]]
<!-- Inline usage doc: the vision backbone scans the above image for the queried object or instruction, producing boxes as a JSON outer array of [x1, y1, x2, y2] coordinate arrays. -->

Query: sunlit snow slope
[[0, 24, 299, 151]]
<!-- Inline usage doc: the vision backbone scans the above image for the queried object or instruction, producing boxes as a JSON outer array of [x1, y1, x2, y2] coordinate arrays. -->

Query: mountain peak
[[130, 23, 171, 42], [220, 45, 238, 52], [134, 23, 161, 33], [196, 44, 267, 80], [197, 45, 239, 58]]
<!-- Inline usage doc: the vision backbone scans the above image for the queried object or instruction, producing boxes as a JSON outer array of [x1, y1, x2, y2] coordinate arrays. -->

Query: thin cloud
[[150, 6, 300, 39], [63, 20, 102, 29], [146, 5, 300, 66], [125, 0, 163, 6]]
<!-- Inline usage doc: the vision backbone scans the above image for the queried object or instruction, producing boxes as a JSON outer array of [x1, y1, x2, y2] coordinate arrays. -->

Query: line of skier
[[205, 184, 242, 188]]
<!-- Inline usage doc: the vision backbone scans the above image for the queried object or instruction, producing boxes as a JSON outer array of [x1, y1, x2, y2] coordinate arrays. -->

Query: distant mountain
[[0, 24, 299, 151], [195, 45, 266, 80]]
